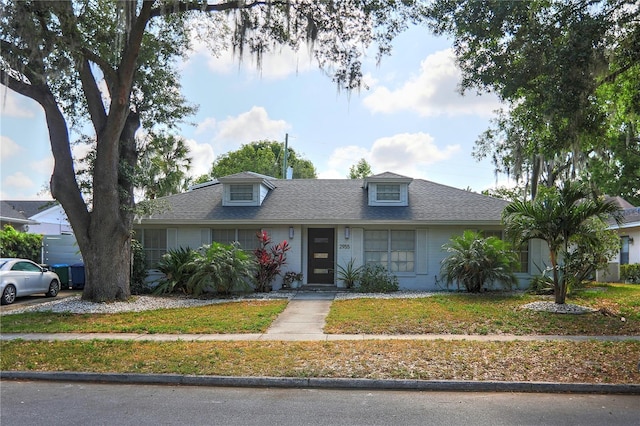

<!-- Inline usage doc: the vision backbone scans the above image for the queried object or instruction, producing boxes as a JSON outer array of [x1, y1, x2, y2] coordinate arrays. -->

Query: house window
[[364, 229, 415, 273], [621, 236, 630, 265], [376, 184, 401, 201], [229, 184, 254, 201], [481, 230, 529, 273], [212, 228, 261, 251], [142, 228, 167, 269]]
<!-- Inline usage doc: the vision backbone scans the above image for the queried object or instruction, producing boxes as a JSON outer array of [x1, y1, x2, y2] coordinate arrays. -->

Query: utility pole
[[282, 133, 288, 179]]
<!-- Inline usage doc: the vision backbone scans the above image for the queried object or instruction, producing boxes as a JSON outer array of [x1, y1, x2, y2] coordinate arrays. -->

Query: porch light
[[289, 227, 294, 239], [345, 226, 350, 239]]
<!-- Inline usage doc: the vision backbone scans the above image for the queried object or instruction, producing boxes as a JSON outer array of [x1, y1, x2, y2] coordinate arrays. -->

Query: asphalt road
[[1, 381, 639, 426]]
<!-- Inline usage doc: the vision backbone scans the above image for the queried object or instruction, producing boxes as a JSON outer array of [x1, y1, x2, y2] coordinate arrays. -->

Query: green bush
[[187, 242, 254, 296], [440, 230, 518, 293], [355, 264, 399, 293], [527, 274, 554, 295], [0, 225, 42, 262], [621, 264, 640, 283], [337, 258, 362, 289], [153, 247, 198, 295]]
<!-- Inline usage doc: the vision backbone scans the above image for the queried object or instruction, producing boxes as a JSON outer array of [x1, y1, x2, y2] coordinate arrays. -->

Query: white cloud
[[1, 136, 23, 159], [320, 132, 460, 179], [195, 117, 217, 135], [214, 106, 290, 149], [30, 156, 54, 176], [184, 138, 215, 178], [363, 49, 501, 117], [0, 89, 36, 118], [4, 171, 35, 190]]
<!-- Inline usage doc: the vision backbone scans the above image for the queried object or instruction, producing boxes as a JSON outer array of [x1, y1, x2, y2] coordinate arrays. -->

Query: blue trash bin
[[52, 264, 70, 289], [70, 263, 85, 289]]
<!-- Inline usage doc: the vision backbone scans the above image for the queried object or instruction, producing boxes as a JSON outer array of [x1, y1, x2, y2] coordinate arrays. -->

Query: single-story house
[[135, 172, 547, 290]]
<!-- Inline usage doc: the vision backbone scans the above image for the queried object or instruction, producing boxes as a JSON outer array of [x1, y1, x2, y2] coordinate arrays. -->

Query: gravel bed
[[335, 291, 437, 300], [521, 301, 597, 315]]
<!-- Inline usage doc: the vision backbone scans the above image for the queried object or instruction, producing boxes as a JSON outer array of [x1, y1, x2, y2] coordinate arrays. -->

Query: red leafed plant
[[253, 230, 290, 292]]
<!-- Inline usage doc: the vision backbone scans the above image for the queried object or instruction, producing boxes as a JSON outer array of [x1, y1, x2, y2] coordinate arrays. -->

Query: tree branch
[[149, 0, 288, 18]]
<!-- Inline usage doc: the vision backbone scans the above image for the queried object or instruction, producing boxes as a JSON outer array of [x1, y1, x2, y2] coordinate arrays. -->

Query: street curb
[[2, 371, 639, 395]]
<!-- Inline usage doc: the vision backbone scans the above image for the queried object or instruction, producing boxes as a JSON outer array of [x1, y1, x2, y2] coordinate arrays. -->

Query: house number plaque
[[339, 244, 350, 249]]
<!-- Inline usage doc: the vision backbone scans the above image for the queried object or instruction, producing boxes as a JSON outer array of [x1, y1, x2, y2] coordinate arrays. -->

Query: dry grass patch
[[2, 339, 638, 384], [326, 284, 640, 335]]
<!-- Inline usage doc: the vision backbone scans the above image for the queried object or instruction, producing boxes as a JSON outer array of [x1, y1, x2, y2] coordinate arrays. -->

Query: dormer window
[[364, 172, 412, 206], [376, 184, 401, 202], [219, 172, 276, 206], [229, 184, 254, 202]]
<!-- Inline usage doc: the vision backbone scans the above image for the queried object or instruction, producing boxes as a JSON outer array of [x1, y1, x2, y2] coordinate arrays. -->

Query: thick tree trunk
[[80, 112, 139, 302]]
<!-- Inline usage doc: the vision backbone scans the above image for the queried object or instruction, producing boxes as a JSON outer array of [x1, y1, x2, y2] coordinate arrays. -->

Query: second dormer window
[[376, 184, 401, 201], [229, 184, 254, 201]]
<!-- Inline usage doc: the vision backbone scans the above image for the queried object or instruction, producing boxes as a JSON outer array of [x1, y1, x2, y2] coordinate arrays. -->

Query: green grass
[[0, 300, 288, 334], [2, 339, 638, 384], [325, 283, 640, 335]]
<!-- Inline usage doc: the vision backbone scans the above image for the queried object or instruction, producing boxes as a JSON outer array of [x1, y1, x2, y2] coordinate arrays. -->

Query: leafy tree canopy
[[425, 0, 640, 200], [348, 158, 373, 179], [210, 140, 317, 179]]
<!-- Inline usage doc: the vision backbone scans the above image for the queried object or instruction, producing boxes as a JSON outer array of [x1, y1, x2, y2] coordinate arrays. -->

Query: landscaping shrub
[[337, 258, 362, 289], [621, 264, 640, 283], [527, 274, 554, 295], [440, 230, 518, 293], [154, 247, 198, 295], [355, 264, 399, 293], [187, 242, 254, 296], [253, 230, 290, 292], [0, 225, 42, 262]]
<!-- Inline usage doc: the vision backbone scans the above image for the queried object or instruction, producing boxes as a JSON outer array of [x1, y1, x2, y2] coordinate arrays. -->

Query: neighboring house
[[0, 200, 38, 230], [135, 172, 543, 290], [597, 201, 640, 282], [0, 200, 73, 235]]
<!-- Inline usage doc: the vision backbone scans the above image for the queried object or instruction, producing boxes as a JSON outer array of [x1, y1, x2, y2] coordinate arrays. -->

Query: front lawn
[[325, 283, 640, 335], [2, 339, 638, 384], [0, 300, 288, 334]]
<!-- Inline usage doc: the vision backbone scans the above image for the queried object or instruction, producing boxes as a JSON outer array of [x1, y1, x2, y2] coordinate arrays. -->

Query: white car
[[0, 258, 61, 305]]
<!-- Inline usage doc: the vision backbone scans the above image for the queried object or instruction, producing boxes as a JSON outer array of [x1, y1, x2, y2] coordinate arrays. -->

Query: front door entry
[[307, 228, 335, 284]]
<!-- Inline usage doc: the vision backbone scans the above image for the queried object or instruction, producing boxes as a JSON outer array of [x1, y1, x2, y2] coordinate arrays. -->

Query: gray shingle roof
[[142, 178, 509, 226], [1, 200, 56, 221]]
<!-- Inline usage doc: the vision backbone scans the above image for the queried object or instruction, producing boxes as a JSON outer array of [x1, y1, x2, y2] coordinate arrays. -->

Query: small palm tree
[[440, 230, 518, 293], [502, 181, 622, 304]]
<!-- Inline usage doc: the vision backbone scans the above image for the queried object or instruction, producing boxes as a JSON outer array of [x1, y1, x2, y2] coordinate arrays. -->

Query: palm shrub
[[440, 230, 518, 293], [337, 258, 362, 289], [187, 242, 254, 296], [254, 230, 290, 292], [356, 264, 399, 293], [154, 247, 197, 295]]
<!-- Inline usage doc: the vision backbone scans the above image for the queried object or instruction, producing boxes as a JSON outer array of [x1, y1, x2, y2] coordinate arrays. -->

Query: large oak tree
[[1, 0, 417, 302]]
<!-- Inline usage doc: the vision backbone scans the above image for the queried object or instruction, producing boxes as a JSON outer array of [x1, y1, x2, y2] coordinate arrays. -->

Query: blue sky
[[1, 25, 509, 201]]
